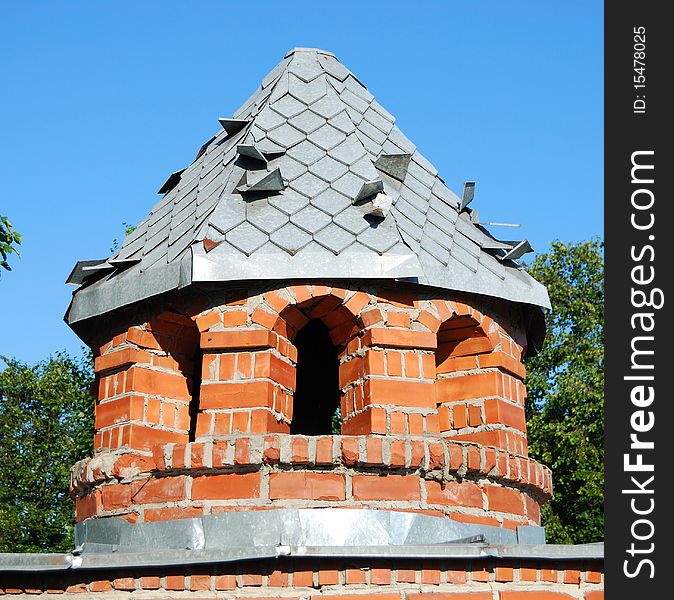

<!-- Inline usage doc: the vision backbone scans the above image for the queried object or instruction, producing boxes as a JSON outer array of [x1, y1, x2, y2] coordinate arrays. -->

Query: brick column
[[196, 329, 296, 437], [433, 304, 529, 456], [93, 312, 198, 452], [340, 311, 439, 436]]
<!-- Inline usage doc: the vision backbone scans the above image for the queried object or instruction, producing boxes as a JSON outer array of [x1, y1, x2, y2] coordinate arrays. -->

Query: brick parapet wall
[[91, 282, 531, 453], [0, 556, 604, 597], [71, 435, 551, 527]]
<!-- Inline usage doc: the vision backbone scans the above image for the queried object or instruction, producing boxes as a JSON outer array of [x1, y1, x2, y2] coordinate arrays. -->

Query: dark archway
[[290, 319, 340, 435]]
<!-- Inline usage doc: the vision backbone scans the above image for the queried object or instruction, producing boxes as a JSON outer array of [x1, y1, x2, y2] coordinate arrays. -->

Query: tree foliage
[[0, 215, 22, 273], [0, 352, 94, 552], [524, 238, 604, 544]]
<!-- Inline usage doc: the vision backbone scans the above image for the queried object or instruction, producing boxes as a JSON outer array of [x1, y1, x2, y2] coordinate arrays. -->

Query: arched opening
[[290, 319, 340, 435]]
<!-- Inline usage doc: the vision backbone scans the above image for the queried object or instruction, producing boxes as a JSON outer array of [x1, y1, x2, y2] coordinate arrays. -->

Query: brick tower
[[2, 48, 603, 597]]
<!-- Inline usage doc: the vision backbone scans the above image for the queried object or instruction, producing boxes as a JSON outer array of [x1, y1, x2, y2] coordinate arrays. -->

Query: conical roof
[[66, 48, 549, 325]]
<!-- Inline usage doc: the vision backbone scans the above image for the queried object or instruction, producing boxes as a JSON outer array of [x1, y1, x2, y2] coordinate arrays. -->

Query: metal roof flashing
[[65, 48, 551, 328], [0, 509, 603, 573]]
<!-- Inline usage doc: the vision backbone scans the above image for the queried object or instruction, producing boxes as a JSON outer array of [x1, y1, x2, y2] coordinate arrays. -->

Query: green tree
[[0, 215, 22, 273], [0, 352, 94, 552], [524, 238, 604, 544]]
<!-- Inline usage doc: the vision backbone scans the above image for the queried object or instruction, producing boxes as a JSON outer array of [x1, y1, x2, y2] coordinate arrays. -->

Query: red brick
[[139, 577, 161, 589], [240, 573, 263, 586], [90, 580, 113, 592], [165, 575, 185, 591], [417, 310, 441, 332], [365, 437, 383, 465], [397, 569, 416, 583], [585, 593, 604, 600], [191, 472, 261, 500], [366, 379, 435, 408], [144, 506, 203, 521], [101, 484, 132, 511], [484, 398, 526, 431], [195, 310, 221, 332], [95, 395, 145, 429], [294, 569, 314, 587], [389, 439, 406, 467], [268, 569, 289, 586], [223, 310, 248, 327], [408, 594, 491, 600], [361, 307, 384, 327], [94, 348, 151, 374], [113, 578, 135, 590], [446, 570, 468, 584], [586, 570, 602, 583], [346, 568, 367, 584], [436, 372, 501, 403], [125, 367, 191, 400], [371, 567, 392, 584], [387, 311, 411, 328], [421, 568, 441, 584], [214, 575, 236, 590], [318, 568, 340, 585], [292, 436, 309, 462], [425, 481, 483, 507], [365, 349, 386, 375], [190, 574, 211, 591], [316, 436, 334, 464], [485, 485, 525, 515], [201, 329, 275, 350], [132, 476, 186, 504], [342, 407, 387, 434], [495, 566, 514, 581], [352, 474, 420, 501], [200, 381, 274, 409], [363, 327, 436, 349], [501, 594, 575, 600], [269, 472, 346, 501]]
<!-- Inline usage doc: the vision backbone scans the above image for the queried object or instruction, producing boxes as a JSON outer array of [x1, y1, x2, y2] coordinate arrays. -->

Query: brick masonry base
[[1, 556, 604, 597]]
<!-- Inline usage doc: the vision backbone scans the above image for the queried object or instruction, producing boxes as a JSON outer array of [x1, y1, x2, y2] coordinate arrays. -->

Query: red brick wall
[[80, 282, 543, 527], [0, 557, 604, 597]]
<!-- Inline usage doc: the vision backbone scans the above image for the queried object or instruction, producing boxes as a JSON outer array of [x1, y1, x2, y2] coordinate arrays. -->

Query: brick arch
[[429, 299, 529, 456], [262, 285, 373, 347], [191, 285, 377, 438]]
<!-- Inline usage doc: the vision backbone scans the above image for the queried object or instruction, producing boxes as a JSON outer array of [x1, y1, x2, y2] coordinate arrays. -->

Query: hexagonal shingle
[[289, 110, 326, 135], [270, 94, 305, 118], [311, 188, 352, 216], [255, 107, 285, 132], [330, 134, 367, 165], [268, 189, 310, 216], [286, 140, 325, 166], [309, 123, 346, 151], [290, 205, 332, 234], [333, 207, 370, 235], [246, 200, 289, 234], [279, 157, 307, 181], [270, 222, 313, 255], [310, 93, 344, 119], [309, 155, 348, 183], [332, 171, 366, 199], [289, 74, 327, 105], [267, 123, 305, 148], [314, 222, 356, 254], [357, 222, 400, 254], [290, 171, 329, 198], [226, 222, 269, 256]]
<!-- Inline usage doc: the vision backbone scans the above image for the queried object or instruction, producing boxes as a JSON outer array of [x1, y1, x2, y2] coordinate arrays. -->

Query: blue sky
[[0, 1, 603, 365]]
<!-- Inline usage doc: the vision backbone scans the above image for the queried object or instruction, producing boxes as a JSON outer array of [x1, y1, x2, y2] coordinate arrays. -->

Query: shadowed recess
[[290, 319, 340, 435]]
